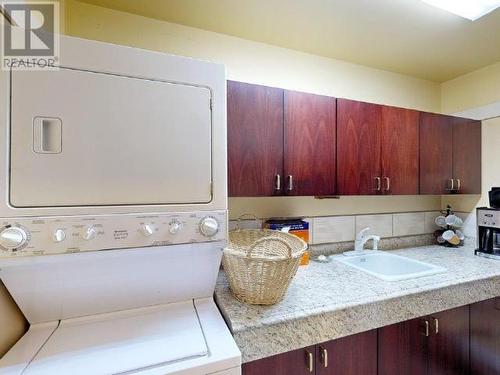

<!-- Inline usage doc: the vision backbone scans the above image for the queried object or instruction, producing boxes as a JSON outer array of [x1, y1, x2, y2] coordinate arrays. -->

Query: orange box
[[263, 218, 310, 265]]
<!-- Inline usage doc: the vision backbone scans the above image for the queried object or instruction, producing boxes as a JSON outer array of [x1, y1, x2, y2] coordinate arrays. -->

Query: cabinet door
[[380, 106, 419, 195], [337, 99, 382, 195], [284, 91, 336, 196], [419, 113, 453, 194], [471, 297, 500, 375], [428, 305, 470, 375], [227, 81, 284, 196], [378, 317, 429, 375], [452, 117, 481, 194], [316, 330, 377, 375], [242, 346, 316, 375]]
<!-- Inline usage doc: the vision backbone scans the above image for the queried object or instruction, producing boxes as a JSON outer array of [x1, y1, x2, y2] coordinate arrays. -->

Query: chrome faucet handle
[[372, 235, 381, 250], [356, 227, 370, 240]]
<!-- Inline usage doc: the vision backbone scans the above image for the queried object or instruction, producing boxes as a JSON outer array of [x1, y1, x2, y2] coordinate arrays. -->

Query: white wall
[[65, 0, 441, 112], [441, 61, 500, 115]]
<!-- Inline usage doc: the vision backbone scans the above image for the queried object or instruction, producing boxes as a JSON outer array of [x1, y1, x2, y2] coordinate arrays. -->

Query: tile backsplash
[[393, 212, 426, 236], [229, 210, 472, 245], [313, 216, 355, 243], [355, 214, 393, 238]]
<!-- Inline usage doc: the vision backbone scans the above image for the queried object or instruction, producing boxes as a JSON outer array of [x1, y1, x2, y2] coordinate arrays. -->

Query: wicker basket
[[222, 229, 307, 305]]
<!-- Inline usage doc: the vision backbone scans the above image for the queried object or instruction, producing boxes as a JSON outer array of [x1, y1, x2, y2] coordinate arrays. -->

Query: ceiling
[[77, 0, 500, 82]]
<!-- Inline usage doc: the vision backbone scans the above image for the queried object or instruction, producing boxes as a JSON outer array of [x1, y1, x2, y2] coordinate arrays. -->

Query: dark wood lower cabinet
[[470, 297, 500, 375], [316, 330, 377, 375], [242, 301, 498, 375], [242, 331, 376, 375], [428, 306, 470, 375], [378, 317, 428, 375], [242, 346, 315, 375], [379, 305, 470, 375]]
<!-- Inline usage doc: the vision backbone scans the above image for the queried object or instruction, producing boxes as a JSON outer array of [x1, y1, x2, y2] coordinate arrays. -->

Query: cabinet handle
[[287, 175, 294, 191], [446, 178, 454, 191], [456, 179, 461, 191], [374, 177, 381, 191], [384, 177, 391, 192], [421, 319, 430, 337], [319, 346, 328, 368], [432, 317, 439, 334], [275, 174, 281, 191], [305, 350, 314, 373]]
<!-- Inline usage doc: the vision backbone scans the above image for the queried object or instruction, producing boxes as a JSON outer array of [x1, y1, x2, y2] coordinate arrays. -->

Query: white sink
[[335, 251, 446, 281]]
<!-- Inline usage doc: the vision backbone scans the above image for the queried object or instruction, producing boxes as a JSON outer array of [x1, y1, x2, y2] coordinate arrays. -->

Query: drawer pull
[[305, 350, 313, 373], [319, 346, 328, 368], [275, 174, 281, 191], [433, 318, 439, 334], [384, 177, 391, 192], [446, 178, 455, 191], [375, 177, 381, 191], [421, 319, 430, 337]]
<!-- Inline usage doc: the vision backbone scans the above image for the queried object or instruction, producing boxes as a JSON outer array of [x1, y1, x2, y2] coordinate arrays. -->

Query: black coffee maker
[[476, 188, 500, 259]]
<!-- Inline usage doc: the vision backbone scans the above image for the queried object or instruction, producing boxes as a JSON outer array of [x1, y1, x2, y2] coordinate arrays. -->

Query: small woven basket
[[222, 229, 307, 305]]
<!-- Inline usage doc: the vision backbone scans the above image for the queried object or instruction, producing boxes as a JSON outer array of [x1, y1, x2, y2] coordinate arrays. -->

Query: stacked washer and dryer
[[0, 35, 240, 374]]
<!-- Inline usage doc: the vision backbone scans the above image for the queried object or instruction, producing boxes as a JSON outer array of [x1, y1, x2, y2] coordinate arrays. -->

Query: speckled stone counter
[[214, 244, 500, 363]]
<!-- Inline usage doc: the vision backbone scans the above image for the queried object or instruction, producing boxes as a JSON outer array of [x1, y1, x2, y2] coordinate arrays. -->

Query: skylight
[[420, 0, 500, 20]]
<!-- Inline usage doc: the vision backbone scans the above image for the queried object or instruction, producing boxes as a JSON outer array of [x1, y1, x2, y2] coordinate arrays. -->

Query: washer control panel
[[0, 210, 226, 257]]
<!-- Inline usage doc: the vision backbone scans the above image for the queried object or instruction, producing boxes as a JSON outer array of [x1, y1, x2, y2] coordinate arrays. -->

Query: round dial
[[81, 225, 97, 241], [53, 229, 66, 243], [199, 217, 219, 237], [0, 225, 29, 250], [139, 224, 154, 237], [169, 220, 182, 235]]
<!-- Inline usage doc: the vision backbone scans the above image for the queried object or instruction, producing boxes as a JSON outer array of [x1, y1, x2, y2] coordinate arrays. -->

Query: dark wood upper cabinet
[[316, 330, 377, 375], [470, 297, 500, 375], [378, 317, 429, 375], [242, 346, 316, 375], [227, 82, 481, 197], [452, 117, 481, 194], [420, 112, 481, 195], [337, 99, 382, 195], [227, 81, 283, 196], [419, 113, 454, 194], [380, 106, 419, 195], [284, 91, 336, 196]]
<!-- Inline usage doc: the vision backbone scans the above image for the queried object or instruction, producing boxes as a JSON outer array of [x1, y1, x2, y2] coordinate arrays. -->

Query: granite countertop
[[214, 244, 500, 363]]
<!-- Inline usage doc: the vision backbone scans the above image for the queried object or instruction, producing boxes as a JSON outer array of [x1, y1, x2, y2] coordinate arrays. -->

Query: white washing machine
[[0, 236, 241, 375], [0, 34, 240, 374]]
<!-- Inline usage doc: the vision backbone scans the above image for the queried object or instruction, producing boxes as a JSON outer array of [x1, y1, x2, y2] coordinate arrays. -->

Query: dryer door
[[9, 68, 213, 207]]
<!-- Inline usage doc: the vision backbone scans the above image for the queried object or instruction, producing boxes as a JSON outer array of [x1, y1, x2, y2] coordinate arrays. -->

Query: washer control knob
[[53, 229, 66, 243], [199, 217, 219, 237], [0, 226, 29, 250], [82, 225, 97, 241], [140, 224, 154, 237], [169, 220, 182, 235]]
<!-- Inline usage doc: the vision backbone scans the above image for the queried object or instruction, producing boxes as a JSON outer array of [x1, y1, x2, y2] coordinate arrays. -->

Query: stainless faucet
[[354, 227, 381, 252]]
